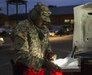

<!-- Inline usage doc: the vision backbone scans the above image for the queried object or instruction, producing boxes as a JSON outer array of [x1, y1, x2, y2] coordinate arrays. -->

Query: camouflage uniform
[[13, 2, 52, 71]]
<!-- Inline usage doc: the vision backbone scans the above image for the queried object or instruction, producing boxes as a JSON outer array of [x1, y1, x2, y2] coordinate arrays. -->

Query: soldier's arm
[[46, 27, 52, 52], [45, 27, 58, 60], [45, 28, 53, 57], [13, 22, 31, 64], [14, 31, 30, 58]]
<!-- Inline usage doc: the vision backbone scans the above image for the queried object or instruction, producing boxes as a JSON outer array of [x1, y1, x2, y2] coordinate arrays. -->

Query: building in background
[[0, 5, 78, 27], [49, 5, 76, 26]]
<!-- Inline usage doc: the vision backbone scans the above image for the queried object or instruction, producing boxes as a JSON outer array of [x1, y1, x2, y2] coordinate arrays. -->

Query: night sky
[[0, 0, 92, 14]]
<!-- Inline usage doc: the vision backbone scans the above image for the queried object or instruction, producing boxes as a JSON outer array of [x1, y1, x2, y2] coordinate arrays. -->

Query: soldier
[[12, 2, 63, 75]]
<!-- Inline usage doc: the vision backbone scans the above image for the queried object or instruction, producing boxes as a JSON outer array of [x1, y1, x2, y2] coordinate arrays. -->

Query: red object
[[16, 61, 63, 75], [24, 68, 44, 75], [24, 68, 63, 75], [51, 70, 63, 75]]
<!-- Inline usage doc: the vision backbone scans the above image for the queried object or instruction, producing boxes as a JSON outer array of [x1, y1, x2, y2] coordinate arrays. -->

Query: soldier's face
[[36, 16, 44, 27]]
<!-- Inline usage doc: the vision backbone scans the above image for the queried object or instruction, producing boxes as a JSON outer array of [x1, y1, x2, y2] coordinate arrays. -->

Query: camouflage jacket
[[13, 19, 52, 71]]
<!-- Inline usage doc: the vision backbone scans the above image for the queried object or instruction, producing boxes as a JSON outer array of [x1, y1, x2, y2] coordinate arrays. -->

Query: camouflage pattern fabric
[[13, 19, 52, 71], [13, 2, 53, 71], [28, 2, 51, 23]]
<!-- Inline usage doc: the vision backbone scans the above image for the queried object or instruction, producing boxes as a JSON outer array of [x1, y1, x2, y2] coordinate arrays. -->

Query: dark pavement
[[0, 36, 15, 75]]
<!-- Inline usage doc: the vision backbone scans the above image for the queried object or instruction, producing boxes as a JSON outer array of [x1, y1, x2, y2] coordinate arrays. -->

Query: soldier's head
[[28, 2, 52, 27]]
